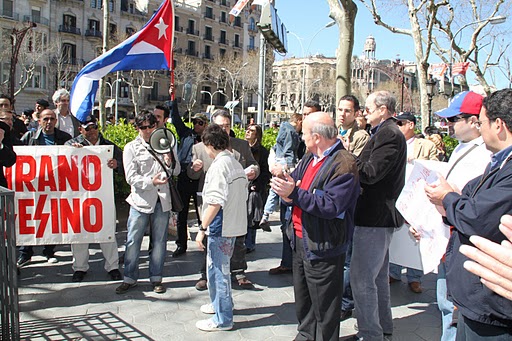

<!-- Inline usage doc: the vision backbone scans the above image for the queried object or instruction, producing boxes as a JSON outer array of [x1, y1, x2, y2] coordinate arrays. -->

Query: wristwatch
[[199, 226, 207, 232]]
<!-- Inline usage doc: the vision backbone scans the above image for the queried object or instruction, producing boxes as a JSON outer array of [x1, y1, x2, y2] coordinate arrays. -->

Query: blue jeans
[[456, 315, 512, 341], [123, 201, 169, 284], [207, 235, 236, 328], [342, 240, 354, 311], [280, 203, 292, 268], [438, 260, 457, 341], [389, 263, 423, 283], [351, 226, 394, 341], [262, 189, 280, 218]]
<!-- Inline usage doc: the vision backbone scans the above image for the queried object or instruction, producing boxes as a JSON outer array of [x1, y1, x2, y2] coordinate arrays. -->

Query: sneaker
[[195, 279, 208, 291], [196, 318, 232, 332], [115, 282, 137, 294], [72, 271, 87, 282], [17, 255, 31, 267], [108, 269, 122, 281], [259, 218, 271, 232], [152, 282, 166, 294], [200, 303, 215, 314], [46, 256, 58, 264]]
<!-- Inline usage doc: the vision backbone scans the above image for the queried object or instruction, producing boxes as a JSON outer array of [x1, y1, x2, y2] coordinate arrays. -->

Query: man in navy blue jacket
[[271, 111, 360, 341], [425, 89, 512, 340]]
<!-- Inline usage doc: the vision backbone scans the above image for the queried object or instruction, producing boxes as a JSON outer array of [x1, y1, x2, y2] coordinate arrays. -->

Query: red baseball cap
[[436, 91, 483, 118]]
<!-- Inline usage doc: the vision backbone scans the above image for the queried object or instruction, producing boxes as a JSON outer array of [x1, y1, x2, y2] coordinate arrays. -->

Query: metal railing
[[0, 187, 18, 340]]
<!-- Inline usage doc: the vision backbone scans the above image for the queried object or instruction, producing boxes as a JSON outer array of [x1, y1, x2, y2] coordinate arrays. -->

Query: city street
[[17, 212, 441, 340]]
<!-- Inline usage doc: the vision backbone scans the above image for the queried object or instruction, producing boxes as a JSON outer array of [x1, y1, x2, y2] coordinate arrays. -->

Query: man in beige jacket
[[337, 95, 369, 157]]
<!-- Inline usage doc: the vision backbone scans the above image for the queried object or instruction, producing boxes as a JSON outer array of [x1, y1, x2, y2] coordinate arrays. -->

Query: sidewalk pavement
[[17, 212, 441, 340]]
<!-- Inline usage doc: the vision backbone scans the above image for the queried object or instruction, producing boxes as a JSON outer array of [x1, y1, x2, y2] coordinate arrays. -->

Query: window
[[174, 16, 180, 31], [234, 16, 241, 27], [63, 15, 76, 28], [205, 26, 212, 41], [126, 26, 135, 36], [220, 30, 226, 44], [187, 20, 195, 34], [219, 48, 226, 58], [109, 0, 115, 12], [220, 11, 226, 23], [120, 82, 130, 98], [205, 7, 213, 19], [90, 0, 100, 8], [31, 6, 41, 23], [150, 82, 159, 100], [62, 43, 76, 64], [2, 0, 13, 17], [88, 19, 100, 31], [187, 41, 196, 56], [234, 34, 240, 47], [30, 66, 47, 89], [204, 45, 211, 59], [109, 23, 117, 37], [249, 17, 255, 31], [249, 36, 255, 49]]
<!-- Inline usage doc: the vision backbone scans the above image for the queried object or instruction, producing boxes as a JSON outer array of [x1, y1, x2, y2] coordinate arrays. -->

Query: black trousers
[[456, 315, 512, 341], [293, 236, 344, 341], [176, 173, 200, 250]]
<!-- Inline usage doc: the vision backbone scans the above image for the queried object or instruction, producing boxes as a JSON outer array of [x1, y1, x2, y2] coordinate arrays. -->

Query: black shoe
[[72, 271, 87, 282], [340, 309, 353, 321], [171, 247, 186, 258], [116, 282, 137, 294], [152, 282, 166, 294], [17, 255, 31, 267], [195, 278, 208, 291], [260, 220, 271, 232], [108, 269, 122, 281]]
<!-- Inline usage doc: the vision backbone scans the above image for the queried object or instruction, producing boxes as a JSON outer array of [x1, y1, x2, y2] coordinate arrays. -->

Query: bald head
[[302, 112, 338, 155]]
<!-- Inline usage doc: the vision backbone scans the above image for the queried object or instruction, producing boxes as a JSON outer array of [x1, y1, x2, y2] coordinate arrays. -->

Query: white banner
[[394, 160, 450, 274], [6, 146, 116, 245]]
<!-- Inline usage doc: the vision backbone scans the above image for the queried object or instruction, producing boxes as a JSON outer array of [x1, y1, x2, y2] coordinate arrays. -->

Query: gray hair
[[211, 109, 231, 123], [311, 120, 338, 140], [372, 91, 396, 114], [52, 88, 70, 104]]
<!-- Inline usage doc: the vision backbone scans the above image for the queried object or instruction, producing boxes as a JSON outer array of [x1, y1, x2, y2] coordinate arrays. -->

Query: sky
[[272, 0, 511, 89]]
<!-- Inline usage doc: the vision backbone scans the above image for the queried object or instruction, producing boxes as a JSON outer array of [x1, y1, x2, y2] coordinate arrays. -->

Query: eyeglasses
[[446, 115, 472, 123], [193, 120, 205, 126], [139, 124, 156, 130], [83, 124, 98, 131]]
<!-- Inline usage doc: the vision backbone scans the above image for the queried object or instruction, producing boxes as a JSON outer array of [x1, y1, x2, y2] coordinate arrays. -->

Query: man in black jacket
[[351, 91, 407, 341], [425, 89, 512, 340], [17, 109, 72, 266]]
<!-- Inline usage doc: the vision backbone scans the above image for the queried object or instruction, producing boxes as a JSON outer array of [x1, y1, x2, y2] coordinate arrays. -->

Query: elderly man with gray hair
[[271, 111, 360, 341], [53, 88, 80, 137]]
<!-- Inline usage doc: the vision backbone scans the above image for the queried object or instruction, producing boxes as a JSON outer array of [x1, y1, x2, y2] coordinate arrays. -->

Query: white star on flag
[[154, 18, 168, 39]]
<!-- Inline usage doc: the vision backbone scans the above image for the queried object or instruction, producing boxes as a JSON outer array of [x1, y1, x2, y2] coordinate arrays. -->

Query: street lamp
[[201, 89, 226, 106], [104, 72, 122, 123], [288, 20, 335, 113], [426, 78, 436, 127], [449, 15, 507, 98], [221, 62, 248, 127], [10, 21, 37, 100]]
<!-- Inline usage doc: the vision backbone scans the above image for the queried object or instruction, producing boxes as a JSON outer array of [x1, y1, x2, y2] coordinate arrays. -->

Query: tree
[[173, 56, 204, 120], [326, 0, 358, 107], [359, 0, 449, 130]]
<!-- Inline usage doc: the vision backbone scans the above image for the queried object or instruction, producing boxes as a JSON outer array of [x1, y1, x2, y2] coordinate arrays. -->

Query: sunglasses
[[446, 115, 469, 123], [83, 124, 98, 131], [139, 124, 156, 130], [193, 120, 205, 126], [396, 120, 411, 127]]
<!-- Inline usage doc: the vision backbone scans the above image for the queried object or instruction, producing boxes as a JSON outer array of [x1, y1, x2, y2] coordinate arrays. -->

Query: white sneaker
[[47, 257, 58, 264], [200, 303, 215, 314], [196, 319, 232, 332]]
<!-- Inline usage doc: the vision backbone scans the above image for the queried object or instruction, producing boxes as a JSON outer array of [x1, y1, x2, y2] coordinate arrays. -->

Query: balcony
[[85, 29, 102, 38], [247, 46, 257, 52], [174, 47, 183, 54], [204, 12, 215, 20], [59, 25, 81, 35], [232, 42, 241, 49], [174, 26, 183, 33], [219, 0, 230, 7], [186, 28, 199, 36], [185, 49, 198, 57], [1, 10, 19, 20], [248, 26, 258, 33], [219, 18, 228, 25], [218, 38, 229, 45], [202, 53, 214, 60], [24, 15, 49, 26], [203, 34, 214, 42]]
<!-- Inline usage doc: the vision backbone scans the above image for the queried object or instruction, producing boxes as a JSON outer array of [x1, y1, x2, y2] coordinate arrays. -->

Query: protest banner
[[393, 160, 450, 275], [5, 146, 115, 246]]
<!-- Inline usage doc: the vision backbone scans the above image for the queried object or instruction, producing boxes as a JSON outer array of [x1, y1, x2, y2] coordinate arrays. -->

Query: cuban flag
[[70, 0, 174, 122]]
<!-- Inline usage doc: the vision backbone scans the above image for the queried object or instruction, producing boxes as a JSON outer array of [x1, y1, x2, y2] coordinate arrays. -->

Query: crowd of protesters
[[3, 86, 512, 340]]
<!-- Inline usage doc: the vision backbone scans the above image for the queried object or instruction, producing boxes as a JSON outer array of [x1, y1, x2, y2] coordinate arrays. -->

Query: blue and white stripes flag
[[70, 0, 174, 122]]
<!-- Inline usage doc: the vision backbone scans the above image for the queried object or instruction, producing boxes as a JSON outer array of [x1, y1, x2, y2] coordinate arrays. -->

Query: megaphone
[[149, 128, 177, 154]]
